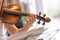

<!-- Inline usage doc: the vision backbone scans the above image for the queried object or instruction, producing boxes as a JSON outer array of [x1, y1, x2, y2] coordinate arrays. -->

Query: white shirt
[[0, 20, 6, 40]]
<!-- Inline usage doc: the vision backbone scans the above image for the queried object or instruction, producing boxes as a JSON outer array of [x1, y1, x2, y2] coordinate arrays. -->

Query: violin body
[[2, 4, 22, 24]]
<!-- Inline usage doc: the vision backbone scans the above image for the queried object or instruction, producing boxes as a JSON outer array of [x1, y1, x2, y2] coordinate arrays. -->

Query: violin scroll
[[45, 17, 51, 22], [37, 12, 51, 25]]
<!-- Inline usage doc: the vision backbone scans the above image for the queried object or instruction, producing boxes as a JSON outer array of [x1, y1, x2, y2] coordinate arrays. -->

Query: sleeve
[[15, 19, 24, 29]]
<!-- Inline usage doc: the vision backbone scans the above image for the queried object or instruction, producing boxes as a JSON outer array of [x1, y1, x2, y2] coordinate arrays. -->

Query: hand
[[26, 14, 36, 26], [19, 14, 37, 31]]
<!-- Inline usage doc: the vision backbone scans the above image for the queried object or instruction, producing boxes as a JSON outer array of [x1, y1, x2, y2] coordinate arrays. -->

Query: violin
[[2, 4, 22, 24], [0, 4, 51, 24]]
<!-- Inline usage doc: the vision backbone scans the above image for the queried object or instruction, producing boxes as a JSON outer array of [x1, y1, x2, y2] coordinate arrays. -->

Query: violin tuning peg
[[42, 14, 46, 25], [43, 14, 46, 17], [38, 20, 40, 24], [37, 12, 41, 24], [42, 20, 45, 25], [39, 12, 41, 15], [42, 22, 45, 25], [42, 19, 45, 25]]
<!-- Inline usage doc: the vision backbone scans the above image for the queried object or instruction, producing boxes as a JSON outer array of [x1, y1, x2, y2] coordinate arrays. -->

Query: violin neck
[[3, 8, 29, 16], [3, 8, 45, 22]]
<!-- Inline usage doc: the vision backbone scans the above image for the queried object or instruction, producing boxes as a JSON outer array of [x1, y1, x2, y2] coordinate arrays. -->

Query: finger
[[26, 14, 37, 25], [26, 18, 30, 24], [31, 14, 36, 22], [29, 17, 32, 24], [26, 17, 33, 25]]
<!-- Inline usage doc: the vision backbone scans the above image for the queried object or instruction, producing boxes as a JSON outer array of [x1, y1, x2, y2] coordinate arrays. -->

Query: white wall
[[19, 0, 37, 14], [26, 0, 37, 14], [42, 0, 59, 17], [36, 0, 43, 14]]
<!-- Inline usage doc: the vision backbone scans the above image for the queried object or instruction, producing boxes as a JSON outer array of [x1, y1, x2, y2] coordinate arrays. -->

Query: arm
[[4, 23, 18, 34], [5, 14, 36, 35]]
